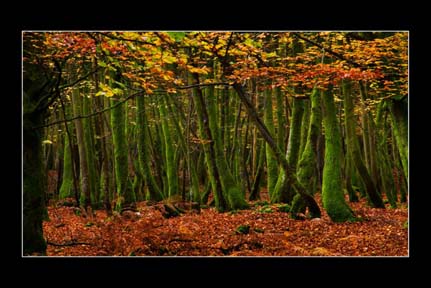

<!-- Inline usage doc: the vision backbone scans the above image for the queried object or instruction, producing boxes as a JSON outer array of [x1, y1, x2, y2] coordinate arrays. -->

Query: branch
[[32, 91, 144, 130], [176, 82, 230, 90], [291, 32, 363, 69], [59, 67, 99, 90]]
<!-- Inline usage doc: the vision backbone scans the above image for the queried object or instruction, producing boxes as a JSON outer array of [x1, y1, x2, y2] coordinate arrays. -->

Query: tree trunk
[[321, 86, 354, 222], [191, 73, 228, 212], [71, 88, 92, 213], [375, 101, 397, 208], [82, 93, 99, 206], [272, 97, 305, 203], [292, 88, 322, 217], [343, 80, 384, 208], [389, 98, 408, 181], [264, 88, 278, 197], [111, 89, 135, 211], [59, 133, 74, 198], [207, 78, 248, 210], [250, 139, 265, 200], [159, 94, 179, 198], [136, 94, 163, 201], [23, 109, 47, 255]]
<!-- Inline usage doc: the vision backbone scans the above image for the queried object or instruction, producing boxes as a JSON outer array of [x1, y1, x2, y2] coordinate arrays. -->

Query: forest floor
[[43, 193, 408, 256]]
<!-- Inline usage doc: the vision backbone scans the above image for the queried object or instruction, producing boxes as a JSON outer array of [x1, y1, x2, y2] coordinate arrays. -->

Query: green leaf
[[167, 32, 186, 42], [98, 61, 107, 67]]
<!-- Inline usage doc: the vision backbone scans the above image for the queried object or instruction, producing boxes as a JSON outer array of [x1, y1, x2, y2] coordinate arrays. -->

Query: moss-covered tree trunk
[[321, 86, 355, 222], [343, 81, 385, 208], [165, 92, 200, 202], [375, 101, 397, 208], [111, 90, 135, 211], [59, 134, 74, 199], [94, 82, 112, 215], [207, 84, 248, 210], [136, 94, 162, 201], [275, 87, 286, 152], [291, 88, 322, 217], [191, 73, 228, 211], [298, 99, 311, 160], [359, 82, 380, 190], [389, 98, 408, 181], [82, 93, 98, 206], [71, 88, 92, 213], [159, 94, 179, 198], [264, 88, 278, 197], [272, 97, 304, 203]]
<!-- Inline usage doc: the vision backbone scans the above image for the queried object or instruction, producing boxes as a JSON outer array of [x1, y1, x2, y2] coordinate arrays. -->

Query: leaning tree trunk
[[232, 83, 320, 218], [321, 86, 355, 222], [191, 73, 228, 212]]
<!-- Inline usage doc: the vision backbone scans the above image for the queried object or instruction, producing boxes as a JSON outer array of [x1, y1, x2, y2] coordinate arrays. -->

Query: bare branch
[[176, 82, 230, 90]]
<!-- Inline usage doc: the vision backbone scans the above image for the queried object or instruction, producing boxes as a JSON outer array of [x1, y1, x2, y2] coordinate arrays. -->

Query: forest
[[23, 31, 408, 256]]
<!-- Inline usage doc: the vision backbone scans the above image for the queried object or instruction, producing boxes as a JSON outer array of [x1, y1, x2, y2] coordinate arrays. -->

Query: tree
[[321, 86, 354, 222], [23, 33, 59, 254]]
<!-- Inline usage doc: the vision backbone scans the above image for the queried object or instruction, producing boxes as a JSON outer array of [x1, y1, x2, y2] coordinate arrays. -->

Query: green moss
[[159, 96, 178, 198], [296, 88, 320, 196], [227, 186, 249, 210], [258, 206, 274, 213], [290, 193, 306, 218], [59, 135, 74, 199], [321, 87, 354, 222], [275, 203, 291, 213], [111, 97, 135, 211], [255, 200, 269, 207], [82, 95, 99, 207], [235, 224, 250, 234], [264, 89, 278, 196]]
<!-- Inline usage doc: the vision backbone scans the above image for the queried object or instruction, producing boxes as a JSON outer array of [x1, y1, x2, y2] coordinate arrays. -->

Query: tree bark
[[343, 80, 384, 208], [264, 88, 278, 197], [71, 88, 92, 212], [321, 86, 355, 222], [191, 73, 228, 211]]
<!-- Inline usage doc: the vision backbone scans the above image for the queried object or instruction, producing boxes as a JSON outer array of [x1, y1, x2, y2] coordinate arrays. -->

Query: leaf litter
[[43, 195, 408, 256]]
